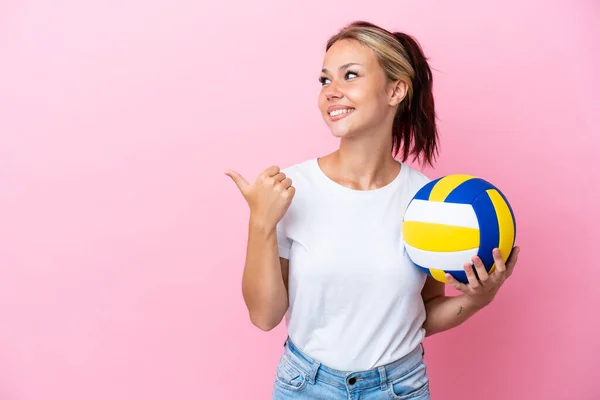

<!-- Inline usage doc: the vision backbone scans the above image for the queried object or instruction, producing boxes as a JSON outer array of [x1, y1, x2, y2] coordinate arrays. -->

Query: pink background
[[1, 1, 599, 399]]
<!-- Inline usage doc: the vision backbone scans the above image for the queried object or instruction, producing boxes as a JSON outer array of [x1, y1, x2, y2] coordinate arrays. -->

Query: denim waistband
[[281, 337, 425, 391]]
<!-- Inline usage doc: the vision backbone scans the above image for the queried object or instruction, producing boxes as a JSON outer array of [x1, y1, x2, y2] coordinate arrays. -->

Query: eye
[[345, 71, 358, 79], [319, 76, 330, 86]]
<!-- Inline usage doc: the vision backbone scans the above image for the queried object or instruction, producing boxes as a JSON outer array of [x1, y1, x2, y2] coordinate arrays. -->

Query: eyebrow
[[321, 63, 361, 74]]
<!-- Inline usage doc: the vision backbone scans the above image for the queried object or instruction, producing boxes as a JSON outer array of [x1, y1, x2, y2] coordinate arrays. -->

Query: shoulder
[[277, 158, 322, 215], [401, 163, 433, 195], [279, 157, 315, 173], [276, 159, 317, 227], [279, 158, 319, 185]]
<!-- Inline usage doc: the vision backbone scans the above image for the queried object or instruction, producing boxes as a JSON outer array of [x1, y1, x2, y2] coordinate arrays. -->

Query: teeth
[[330, 108, 353, 117]]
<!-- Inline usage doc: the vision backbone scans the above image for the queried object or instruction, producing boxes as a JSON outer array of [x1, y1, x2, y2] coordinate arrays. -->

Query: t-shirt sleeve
[[276, 221, 292, 259], [415, 170, 432, 191], [275, 165, 295, 259]]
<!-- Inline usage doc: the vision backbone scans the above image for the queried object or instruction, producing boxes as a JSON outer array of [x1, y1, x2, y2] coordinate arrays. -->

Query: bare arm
[[421, 276, 487, 337], [225, 165, 295, 332], [421, 247, 520, 336], [241, 218, 289, 331]]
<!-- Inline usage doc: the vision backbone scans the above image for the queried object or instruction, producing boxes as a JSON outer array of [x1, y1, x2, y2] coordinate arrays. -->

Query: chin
[[328, 126, 351, 138], [324, 119, 352, 138], [330, 121, 364, 139], [323, 110, 362, 138]]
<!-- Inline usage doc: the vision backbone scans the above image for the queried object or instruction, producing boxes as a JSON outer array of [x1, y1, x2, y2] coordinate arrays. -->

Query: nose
[[325, 83, 343, 101]]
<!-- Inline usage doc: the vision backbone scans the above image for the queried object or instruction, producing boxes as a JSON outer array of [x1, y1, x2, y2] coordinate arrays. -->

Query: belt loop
[[307, 360, 320, 385], [378, 366, 388, 391]]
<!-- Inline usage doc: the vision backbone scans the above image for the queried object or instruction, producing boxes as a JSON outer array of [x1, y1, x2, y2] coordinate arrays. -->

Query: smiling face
[[318, 39, 406, 139]]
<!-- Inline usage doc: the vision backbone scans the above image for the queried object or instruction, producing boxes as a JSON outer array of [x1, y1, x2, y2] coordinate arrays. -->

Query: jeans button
[[348, 377, 356, 385]]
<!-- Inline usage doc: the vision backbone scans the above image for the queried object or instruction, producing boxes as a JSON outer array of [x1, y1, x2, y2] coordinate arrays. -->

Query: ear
[[388, 80, 408, 107]]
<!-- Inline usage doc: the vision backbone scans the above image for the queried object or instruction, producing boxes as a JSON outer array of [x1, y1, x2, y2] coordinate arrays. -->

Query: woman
[[226, 21, 520, 400]]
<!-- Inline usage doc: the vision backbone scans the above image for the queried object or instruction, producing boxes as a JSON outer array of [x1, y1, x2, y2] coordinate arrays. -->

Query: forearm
[[241, 217, 288, 330], [423, 294, 490, 337]]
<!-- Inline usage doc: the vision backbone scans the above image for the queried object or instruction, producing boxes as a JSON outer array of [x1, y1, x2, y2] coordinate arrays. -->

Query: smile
[[328, 108, 355, 120]]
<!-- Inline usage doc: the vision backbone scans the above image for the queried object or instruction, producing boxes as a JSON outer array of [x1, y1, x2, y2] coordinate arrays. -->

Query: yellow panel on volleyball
[[428, 174, 476, 202], [487, 189, 516, 264]]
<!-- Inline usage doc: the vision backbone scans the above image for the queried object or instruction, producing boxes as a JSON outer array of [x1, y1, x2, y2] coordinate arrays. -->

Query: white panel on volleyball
[[404, 243, 479, 271], [404, 199, 479, 229]]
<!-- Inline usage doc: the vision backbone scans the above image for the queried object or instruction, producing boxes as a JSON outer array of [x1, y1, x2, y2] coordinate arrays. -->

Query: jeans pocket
[[387, 360, 430, 399], [274, 355, 308, 392]]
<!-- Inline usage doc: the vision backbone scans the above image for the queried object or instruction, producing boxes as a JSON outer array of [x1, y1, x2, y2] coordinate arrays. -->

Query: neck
[[321, 128, 400, 191]]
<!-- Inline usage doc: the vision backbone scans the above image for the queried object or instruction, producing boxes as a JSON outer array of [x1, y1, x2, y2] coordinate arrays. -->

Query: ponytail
[[392, 32, 439, 168]]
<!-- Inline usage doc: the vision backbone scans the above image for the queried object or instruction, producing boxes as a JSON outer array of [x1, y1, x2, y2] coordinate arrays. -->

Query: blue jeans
[[272, 337, 430, 399]]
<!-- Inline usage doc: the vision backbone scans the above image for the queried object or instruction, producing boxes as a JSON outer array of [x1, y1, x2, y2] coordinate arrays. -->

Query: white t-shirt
[[276, 158, 432, 371]]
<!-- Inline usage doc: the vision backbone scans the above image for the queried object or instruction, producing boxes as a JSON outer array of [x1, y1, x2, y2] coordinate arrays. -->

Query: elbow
[[252, 318, 277, 331], [424, 328, 436, 338], [243, 294, 288, 331], [421, 317, 440, 338], [249, 312, 282, 331]]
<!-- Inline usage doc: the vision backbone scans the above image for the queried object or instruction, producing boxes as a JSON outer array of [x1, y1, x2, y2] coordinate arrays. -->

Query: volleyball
[[402, 174, 516, 284]]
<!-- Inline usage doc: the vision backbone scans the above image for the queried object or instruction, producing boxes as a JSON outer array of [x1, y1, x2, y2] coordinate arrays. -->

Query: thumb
[[225, 169, 249, 192]]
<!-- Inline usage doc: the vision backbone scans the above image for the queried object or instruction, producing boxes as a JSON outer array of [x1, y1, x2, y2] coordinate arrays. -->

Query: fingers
[[464, 262, 483, 290], [471, 255, 490, 284], [505, 246, 520, 277], [445, 272, 468, 293], [272, 172, 286, 182], [274, 178, 294, 201], [263, 170, 293, 192], [283, 185, 296, 199], [491, 249, 506, 274], [260, 165, 281, 179], [224, 169, 249, 192], [260, 166, 287, 187], [489, 247, 521, 281], [226, 166, 282, 187], [266, 173, 291, 188], [226, 165, 295, 201], [279, 177, 293, 189]]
